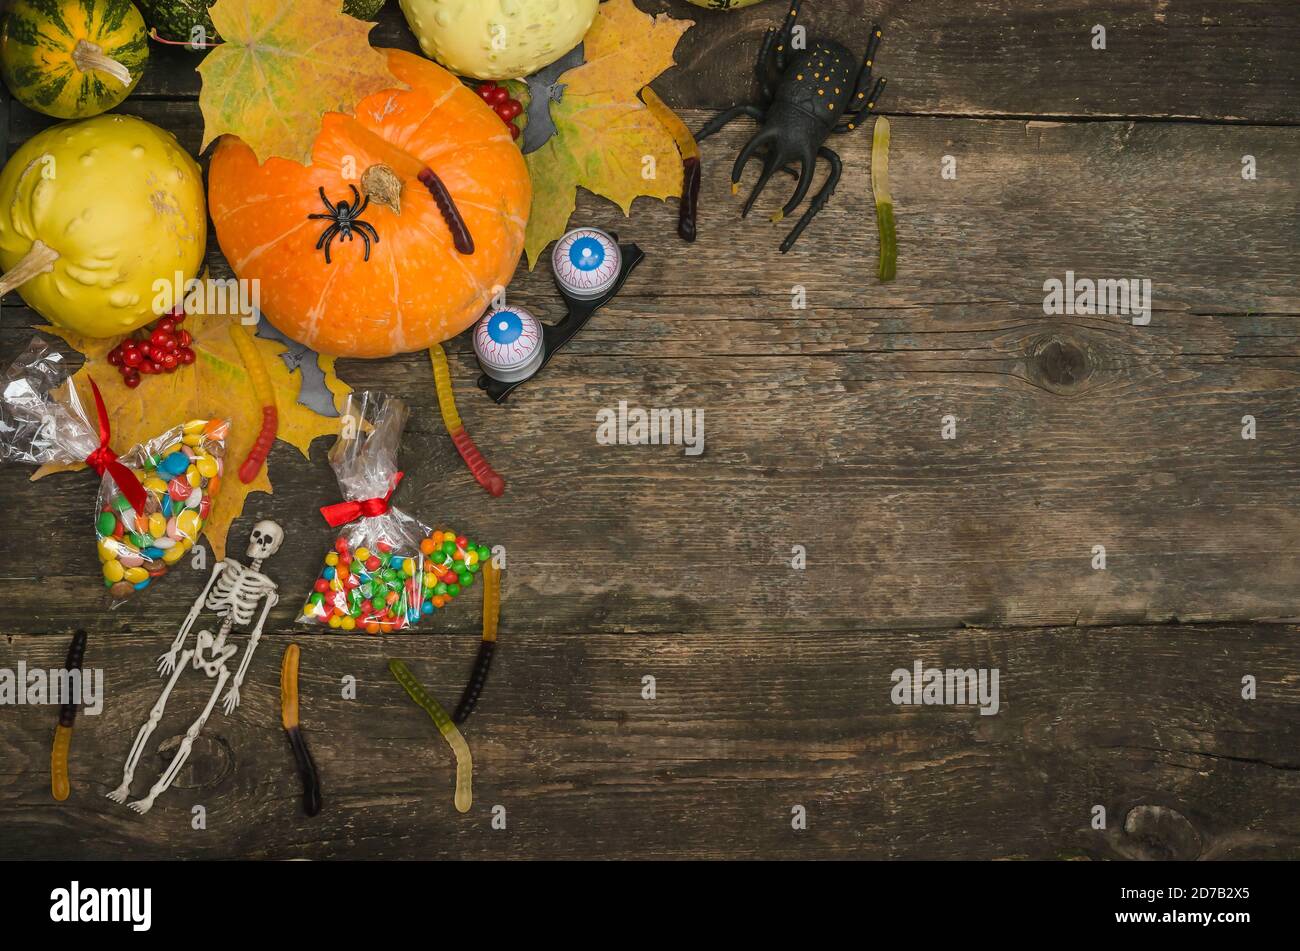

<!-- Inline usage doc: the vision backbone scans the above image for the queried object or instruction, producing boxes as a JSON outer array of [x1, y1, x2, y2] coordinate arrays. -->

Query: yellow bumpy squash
[[0, 114, 206, 338], [398, 0, 598, 80]]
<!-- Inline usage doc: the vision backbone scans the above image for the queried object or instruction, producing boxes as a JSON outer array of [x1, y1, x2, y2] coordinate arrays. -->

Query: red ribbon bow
[[83, 376, 147, 515], [319, 472, 404, 527]]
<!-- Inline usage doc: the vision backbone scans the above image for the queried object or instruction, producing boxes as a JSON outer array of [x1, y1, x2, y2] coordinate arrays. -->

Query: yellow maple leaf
[[198, 0, 401, 165], [523, 0, 693, 266], [35, 307, 350, 560]]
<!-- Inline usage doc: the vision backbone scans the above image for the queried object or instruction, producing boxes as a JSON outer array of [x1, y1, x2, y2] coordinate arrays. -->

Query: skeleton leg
[[159, 562, 226, 675], [107, 648, 194, 803], [222, 591, 277, 716], [129, 666, 229, 815]]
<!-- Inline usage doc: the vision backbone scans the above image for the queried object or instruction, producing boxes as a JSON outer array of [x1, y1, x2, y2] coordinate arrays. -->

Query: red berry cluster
[[105, 309, 196, 388], [476, 81, 523, 140]]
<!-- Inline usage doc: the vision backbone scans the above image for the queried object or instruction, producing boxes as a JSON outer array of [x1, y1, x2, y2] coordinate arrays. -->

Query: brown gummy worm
[[678, 156, 701, 242], [452, 561, 500, 724], [418, 167, 475, 255]]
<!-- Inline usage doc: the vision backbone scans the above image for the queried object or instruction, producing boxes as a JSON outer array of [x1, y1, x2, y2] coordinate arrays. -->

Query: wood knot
[[156, 734, 235, 790], [1122, 804, 1202, 860], [1030, 335, 1091, 393]]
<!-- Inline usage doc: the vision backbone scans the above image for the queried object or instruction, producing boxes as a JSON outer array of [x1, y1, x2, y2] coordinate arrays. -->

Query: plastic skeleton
[[107, 521, 283, 815]]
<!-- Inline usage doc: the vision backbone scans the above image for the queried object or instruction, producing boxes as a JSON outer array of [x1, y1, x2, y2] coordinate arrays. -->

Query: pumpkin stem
[[0, 240, 59, 298], [361, 164, 403, 215], [71, 39, 132, 88]]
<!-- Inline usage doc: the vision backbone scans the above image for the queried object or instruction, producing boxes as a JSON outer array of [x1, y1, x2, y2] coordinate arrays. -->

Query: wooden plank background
[[0, 0, 1297, 859]]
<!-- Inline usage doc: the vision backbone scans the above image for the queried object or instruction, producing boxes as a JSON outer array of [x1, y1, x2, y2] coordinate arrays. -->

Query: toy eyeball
[[473, 305, 545, 383], [552, 227, 621, 300]]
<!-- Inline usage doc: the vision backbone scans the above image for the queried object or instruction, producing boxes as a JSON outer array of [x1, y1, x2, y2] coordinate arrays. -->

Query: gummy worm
[[871, 116, 897, 283], [389, 659, 472, 813], [430, 343, 505, 497], [452, 560, 499, 724], [642, 88, 700, 242], [281, 644, 322, 817], [229, 323, 279, 483], [50, 630, 87, 802], [417, 168, 474, 255]]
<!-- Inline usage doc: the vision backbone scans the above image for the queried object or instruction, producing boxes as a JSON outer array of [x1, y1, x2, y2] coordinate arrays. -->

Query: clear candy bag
[[300, 392, 429, 632], [0, 336, 229, 605], [0, 338, 100, 464], [96, 417, 229, 602]]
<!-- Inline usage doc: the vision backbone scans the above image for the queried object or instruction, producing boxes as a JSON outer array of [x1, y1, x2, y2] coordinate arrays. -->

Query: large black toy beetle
[[695, 0, 888, 252]]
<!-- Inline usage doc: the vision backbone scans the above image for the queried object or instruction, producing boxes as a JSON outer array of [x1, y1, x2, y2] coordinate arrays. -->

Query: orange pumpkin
[[208, 49, 531, 358]]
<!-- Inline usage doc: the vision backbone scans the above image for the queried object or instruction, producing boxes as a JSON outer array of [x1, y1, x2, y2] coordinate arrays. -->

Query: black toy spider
[[308, 185, 380, 264], [696, 0, 889, 252]]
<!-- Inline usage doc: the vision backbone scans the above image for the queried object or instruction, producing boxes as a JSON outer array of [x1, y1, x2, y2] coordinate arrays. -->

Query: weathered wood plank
[[10, 103, 1299, 314], [0, 624, 1295, 859], [122, 1, 1300, 123]]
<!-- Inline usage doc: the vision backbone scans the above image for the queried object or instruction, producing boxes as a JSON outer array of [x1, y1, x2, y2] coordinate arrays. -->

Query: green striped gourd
[[0, 0, 148, 119]]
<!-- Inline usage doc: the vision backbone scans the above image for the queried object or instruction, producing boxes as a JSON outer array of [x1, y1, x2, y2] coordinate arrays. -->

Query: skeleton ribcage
[[205, 562, 269, 628]]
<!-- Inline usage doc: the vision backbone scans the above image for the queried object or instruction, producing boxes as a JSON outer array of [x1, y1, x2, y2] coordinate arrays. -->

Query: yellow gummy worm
[[871, 116, 896, 282], [482, 561, 500, 643], [429, 343, 463, 434], [281, 643, 300, 730], [641, 87, 700, 163], [229, 322, 275, 407], [389, 659, 473, 813], [50, 724, 72, 801]]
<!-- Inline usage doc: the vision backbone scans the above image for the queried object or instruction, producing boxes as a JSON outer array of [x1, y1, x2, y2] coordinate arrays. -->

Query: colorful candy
[[302, 528, 490, 631], [96, 417, 229, 603]]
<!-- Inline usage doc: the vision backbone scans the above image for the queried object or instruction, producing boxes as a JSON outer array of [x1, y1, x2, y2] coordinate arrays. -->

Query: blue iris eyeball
[[488, 309, 524, 345], [569, 236, 605, 271]]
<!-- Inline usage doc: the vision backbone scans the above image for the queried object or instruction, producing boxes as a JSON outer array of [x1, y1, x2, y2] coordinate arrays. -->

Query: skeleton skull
[[247, 520, 284, 561]]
